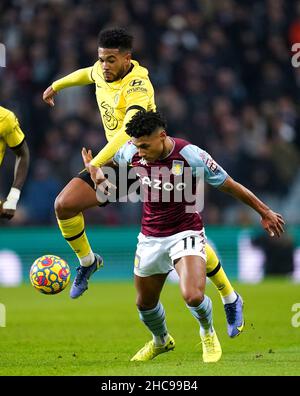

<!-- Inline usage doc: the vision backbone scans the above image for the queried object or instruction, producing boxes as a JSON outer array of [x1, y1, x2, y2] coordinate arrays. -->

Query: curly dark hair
[[98, 28, 133, 52], [125, 110, 167, 138]]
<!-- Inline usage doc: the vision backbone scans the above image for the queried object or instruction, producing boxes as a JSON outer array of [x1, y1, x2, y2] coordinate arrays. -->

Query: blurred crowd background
[[1, 0, 300, 227]]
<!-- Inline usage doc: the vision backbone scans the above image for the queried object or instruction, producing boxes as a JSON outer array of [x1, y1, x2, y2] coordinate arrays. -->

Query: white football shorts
[[134, 229, 206, 277]]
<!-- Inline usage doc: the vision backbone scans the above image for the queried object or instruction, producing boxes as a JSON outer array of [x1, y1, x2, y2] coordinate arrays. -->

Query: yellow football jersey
[[90, 59, 156, 141], [0, 106, 25, 165], [52, 59, 156, 166]]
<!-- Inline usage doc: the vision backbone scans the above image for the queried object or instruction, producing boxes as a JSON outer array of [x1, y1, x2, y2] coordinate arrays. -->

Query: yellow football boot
[[130, 334, 175, 362], [201, 330, 222, 363]]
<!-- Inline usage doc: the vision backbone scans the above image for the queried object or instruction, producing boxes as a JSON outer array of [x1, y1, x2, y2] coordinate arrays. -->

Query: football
[[30, 255, 71, 295]]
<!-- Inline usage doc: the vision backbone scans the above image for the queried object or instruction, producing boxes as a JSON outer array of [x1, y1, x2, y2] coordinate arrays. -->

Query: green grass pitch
[[0, 279, 300, 376]]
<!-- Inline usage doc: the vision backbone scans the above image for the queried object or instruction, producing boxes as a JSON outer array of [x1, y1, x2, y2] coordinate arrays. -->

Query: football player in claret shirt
[[43, 28, 245, 339], [82, 110, 284, 362], [0, 106, 30, 220]]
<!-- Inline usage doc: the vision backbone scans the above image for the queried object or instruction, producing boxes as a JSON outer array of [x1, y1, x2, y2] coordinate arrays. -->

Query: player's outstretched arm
[[81, 147, 116, 195], [218, 176, 285, 237], [0, 140, 30, 220], [43, 67, 94, 107]]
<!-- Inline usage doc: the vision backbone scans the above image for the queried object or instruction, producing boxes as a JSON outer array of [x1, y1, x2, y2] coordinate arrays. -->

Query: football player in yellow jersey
[[43, 28, 244, 338], [0, 106, 30, 220]]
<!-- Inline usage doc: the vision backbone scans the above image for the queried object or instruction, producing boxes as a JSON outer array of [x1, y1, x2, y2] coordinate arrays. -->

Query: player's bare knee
[[136, 297, 158, 311], [54, 194, 64, 217], [54, 194, 76, 219], [182, 289, 204, 307]]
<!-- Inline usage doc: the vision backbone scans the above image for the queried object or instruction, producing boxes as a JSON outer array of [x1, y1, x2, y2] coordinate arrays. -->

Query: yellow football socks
[[205, 243, 236, 303], [57, 213, 94, 266]]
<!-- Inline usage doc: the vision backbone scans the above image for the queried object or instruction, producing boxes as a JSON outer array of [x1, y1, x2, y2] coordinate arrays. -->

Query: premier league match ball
[[30, 255, 71, 295]]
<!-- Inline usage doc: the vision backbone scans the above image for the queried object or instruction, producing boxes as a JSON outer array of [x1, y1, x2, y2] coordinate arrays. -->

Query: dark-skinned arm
[[0, 140, 30, 219], [11, 140, 30, 190], [81, 148, 117, 195]]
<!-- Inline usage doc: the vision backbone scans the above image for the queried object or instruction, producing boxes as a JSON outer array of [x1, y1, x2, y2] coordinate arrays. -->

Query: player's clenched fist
[[42, 86, 56, 107]]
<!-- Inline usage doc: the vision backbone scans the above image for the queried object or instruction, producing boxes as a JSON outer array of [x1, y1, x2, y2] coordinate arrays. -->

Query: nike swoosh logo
[[237, 324, 244, 332]]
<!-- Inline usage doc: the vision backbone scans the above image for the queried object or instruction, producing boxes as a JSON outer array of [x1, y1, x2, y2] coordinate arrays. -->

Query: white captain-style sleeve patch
[[113, 141, 138, 166]]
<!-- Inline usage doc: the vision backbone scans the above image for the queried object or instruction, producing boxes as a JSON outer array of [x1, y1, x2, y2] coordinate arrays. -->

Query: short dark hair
[[98, 28, 133, 52], [125, 110, 167, 138]]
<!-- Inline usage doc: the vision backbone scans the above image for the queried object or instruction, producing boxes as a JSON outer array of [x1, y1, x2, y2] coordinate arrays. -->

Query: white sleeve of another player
[[179, 144, 228, 187], [113, 142, 137, 166]]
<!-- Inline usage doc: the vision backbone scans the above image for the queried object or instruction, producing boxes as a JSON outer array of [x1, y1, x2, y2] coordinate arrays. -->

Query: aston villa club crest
[[171, 160, 184, 176]]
